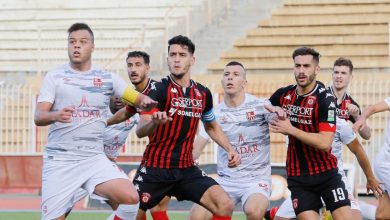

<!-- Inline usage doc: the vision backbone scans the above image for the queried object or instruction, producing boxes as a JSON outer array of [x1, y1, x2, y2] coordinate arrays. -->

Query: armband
[[121, 86, 140, 106]]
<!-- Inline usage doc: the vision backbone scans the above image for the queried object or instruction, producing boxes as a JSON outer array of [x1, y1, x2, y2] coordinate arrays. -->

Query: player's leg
[[150, 196, 170, 220], [106, 203, 139, 220], [373, 153, 390, 220], [189, 203, 213, 220], [274, 197, 297, 220], [339, 171, 362, 220], [241, 180, 271, 220], [358, 201, 376, 220]]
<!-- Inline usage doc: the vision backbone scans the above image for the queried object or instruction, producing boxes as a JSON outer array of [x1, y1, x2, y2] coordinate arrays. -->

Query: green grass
[[0, 211, 247, 220]]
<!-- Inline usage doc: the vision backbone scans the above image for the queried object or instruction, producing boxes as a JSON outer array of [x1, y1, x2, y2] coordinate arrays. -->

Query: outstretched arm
[[136, 112, 172, 138], [353, 101, 390, 133], [107, 106, 136, 126]]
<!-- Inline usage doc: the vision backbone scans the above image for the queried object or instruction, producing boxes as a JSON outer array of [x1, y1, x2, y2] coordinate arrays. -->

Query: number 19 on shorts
[[332, 188, 346, 202]]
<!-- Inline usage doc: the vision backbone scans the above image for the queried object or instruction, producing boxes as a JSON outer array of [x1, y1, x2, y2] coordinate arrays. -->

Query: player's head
[[332, 57, 353, 90], [67, 23, 95, 67], [109, 96, 125, 114], [222, 61, 247, 96], [126, 51, 150, 85], [292, 47, 320, 88], [167, 35, 195, 78]]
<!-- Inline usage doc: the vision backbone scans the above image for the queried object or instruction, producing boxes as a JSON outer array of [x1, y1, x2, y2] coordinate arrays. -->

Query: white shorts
[[41, 154, 129, 220], [217, 177, 271, 209], [374, 150, 390, 195]]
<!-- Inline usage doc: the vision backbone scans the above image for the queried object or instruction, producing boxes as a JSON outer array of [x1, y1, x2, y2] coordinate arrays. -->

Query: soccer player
[[329, 57, 371, 140], [274, 117, 382, 220], [188, 61, 284, 220], [268, 47, 352, 220], [354, 99, 390, 220], [133, 35, 241, 220], [34, 23, 156, 220]]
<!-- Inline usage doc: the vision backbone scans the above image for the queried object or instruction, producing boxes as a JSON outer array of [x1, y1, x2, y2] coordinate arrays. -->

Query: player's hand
[[136, 94, 158, 111], [151, 111, 173, 125], [55, 106, 74, 123], [366, 177, 384, 199], [269, 117, 292, 135], [346, 103, 360, 119], [352, 116, 367, 132], [265, 104, 286, 120], [227, 150, 241, 168]]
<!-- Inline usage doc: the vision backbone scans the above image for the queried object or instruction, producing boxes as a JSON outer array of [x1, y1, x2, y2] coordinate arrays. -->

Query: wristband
[[121, 86, 140, 106]]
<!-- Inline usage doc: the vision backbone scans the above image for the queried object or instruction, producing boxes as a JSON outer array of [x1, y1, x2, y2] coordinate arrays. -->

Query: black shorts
[[133, 165, 218, 211], [287, 170, 350, 215]]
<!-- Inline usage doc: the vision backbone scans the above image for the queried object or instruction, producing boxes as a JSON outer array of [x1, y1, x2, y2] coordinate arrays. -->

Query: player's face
[[67, 30, 94, 65], [167, 44, 195, 78], [109, 96, 125, 112], [127, 56, 149, 85], [221, 65, 247, 95], [332, 65, 352, 90], [293, 55, 319, 88]]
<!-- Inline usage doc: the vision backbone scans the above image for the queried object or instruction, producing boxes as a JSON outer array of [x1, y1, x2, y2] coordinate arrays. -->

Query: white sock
[[359, 200, 376, 220], [106, 213, 115, 220]]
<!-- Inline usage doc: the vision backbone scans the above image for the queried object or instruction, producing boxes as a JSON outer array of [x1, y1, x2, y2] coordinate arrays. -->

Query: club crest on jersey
[[171, 87, 178, 93], [246, 111, 256, 121], [307, 96, 316, 106], [345, 99, 351, 105], [141, 192, 151, 204], [93, 77, 103, 88], [284, 94, 291, 100], [293, 198, 299, 209]]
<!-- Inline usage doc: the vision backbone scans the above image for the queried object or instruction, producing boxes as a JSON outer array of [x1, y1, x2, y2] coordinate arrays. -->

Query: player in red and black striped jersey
[[268, 47, 352, 220], [134, 35, 241, 220], [328, 57, 371, 140]]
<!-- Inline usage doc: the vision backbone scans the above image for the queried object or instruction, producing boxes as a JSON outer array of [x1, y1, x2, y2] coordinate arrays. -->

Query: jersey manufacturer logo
[[141, 192, 151, 204], [171, 87, 178, 93], [140, 166, 147, 174], [326, 93, 333, 98], [93, 77, 103, 88], [284, 94, 291, 100], [194, 88, 201, 97], [136, 175, 143, 182], [329, 102, 336, 108], [246, 111, 255, 121], [319, 88, 326, 93], [150, 82, 156, 90]]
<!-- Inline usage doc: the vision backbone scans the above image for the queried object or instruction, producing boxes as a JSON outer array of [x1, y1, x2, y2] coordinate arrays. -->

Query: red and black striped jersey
[[270, 82, 338, 176], [125, 78, 157, 114], [328, 86, 360, 123], [141, 75, 214, 168]]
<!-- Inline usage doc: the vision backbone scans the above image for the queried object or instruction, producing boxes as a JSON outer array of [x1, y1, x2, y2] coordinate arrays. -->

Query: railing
[[1, 79, 389, 190]]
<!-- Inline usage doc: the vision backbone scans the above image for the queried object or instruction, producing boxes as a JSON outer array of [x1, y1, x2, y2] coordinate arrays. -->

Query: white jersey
[[331, 117, 357, 172], [103, 111, 139, 158], [382, 97, 390, 155], [199, 93, 273, 182], [37, 63, 127, 160]]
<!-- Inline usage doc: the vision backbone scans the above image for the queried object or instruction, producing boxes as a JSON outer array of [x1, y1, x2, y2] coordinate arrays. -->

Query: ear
[[190, 56, 195, 66], [315, 65, 320, 75]]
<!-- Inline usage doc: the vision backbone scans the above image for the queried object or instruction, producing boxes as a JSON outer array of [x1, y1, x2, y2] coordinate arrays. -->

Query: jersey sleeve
[[37, 72, 56, 103], [318, 90, 337, 132], [140, 81, 165, 115], [111, 73, 128, 97], [269, 87, 284, 107], [201, 87, 216, 122], [338, 119, 357, 145]]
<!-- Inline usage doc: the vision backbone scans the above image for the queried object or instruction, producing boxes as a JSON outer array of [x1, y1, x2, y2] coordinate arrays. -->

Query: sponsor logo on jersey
[[238, 134, 245, 144], [171, 97, 203, 109], [246, 111, 255, 121], [283, 104, 313, 117], [336, 108, 350, 119], [168, 107, 177, 116], [72, 96, 101, 119], [93, 77, 103, 87]]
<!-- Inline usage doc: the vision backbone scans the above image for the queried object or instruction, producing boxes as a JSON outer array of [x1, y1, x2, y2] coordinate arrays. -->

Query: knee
[[244, 206, 262, 219], [376, 211, 390, 220], [217, 197, 234, 214]]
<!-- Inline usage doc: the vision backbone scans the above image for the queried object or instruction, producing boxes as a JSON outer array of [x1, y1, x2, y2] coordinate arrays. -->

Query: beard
[[295, 73, 316, 88]]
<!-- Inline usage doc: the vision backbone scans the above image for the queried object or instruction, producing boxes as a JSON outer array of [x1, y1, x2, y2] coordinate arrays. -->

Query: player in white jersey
[[34, 23, 156, 220], [189, 61, 284, 220], [354, 98, 390, 220], [275, 117, 382, 220]]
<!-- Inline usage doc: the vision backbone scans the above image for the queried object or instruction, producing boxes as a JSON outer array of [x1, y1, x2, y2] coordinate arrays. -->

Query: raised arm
[[353, 100, 390, 133]]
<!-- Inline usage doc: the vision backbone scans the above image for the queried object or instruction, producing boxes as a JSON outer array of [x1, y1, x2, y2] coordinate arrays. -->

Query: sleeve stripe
[[201, 109, 215, 122]]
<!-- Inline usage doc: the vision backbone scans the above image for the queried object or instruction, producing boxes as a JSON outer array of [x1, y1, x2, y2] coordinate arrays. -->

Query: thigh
[[289, 185, 322, 215], [374, 154, 390, 193], [376, 192, 390, 220], [241, 179, 271, 208], [320, 173, 351, 213]]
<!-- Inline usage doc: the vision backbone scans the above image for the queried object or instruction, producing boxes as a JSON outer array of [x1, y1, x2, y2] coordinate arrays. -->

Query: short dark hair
[[68, 23, 94, 42], [168, 35, 195, 55], [292, 47, 320, 64], [225, 61, 245, 69], [333, 57, 353, 72], [126, 51, 150, 65]]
